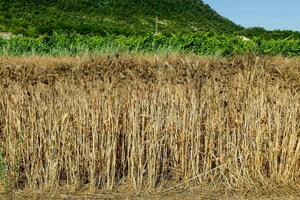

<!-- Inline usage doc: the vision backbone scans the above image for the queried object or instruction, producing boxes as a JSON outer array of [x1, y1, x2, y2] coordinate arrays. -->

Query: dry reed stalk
[[0, 54, 299, 191]]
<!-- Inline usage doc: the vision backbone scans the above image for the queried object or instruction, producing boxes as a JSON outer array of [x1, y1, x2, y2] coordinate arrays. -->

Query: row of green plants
[[1, 32, 300, 56]]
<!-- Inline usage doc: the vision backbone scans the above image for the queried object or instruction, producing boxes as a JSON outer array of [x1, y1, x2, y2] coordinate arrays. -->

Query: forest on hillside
[[0, 0, 242, 36]]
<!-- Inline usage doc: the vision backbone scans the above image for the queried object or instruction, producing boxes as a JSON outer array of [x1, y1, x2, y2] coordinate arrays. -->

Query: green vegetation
[[2, 0, 300, 41], [0, 0, 242, 36], [1, 32, 300, 56], [2, 0, 300, 39], [0, 148, 7, 191], [1, 1, 300, 56], [240, 27, 300, 40]]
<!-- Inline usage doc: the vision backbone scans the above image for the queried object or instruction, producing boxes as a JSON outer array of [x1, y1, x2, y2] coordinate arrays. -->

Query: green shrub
[[1, 33, 300, 56]]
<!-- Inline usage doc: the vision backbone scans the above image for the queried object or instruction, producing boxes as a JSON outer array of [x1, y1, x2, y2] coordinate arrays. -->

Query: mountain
[[0, 0, 243, 36]]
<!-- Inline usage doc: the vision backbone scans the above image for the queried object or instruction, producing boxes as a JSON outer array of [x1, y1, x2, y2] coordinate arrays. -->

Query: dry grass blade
[[0, 54, 300, 194]]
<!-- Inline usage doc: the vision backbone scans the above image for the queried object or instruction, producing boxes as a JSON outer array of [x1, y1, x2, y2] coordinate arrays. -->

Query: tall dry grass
[[0, 54, 300, 191]]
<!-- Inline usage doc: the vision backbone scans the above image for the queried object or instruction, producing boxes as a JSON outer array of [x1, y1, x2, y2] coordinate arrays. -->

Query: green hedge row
[[1, 33, 300, 56]]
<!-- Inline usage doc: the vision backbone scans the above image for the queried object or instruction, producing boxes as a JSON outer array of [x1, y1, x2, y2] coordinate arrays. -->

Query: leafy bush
[[1, 32, 300, 56]]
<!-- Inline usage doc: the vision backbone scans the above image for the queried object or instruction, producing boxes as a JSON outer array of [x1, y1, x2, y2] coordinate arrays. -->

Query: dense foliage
[[0, 0, 242, 36], [240, 27, 300, 40], [1, 32, 300, 56], [2, 0, 300, 40]]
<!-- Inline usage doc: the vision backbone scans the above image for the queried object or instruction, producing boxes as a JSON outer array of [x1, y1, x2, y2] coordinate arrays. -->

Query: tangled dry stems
[[0, 54, 300, 191]]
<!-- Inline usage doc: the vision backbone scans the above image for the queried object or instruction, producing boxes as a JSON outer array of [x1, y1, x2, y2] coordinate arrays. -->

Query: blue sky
[[203, 0, 300, 31]]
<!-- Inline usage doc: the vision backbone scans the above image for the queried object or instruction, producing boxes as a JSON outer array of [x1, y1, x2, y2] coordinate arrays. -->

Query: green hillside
[[0, 0, 243, 36]]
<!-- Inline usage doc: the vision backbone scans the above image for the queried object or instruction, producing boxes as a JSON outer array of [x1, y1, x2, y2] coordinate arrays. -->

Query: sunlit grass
[[0, 54, 300, 192]]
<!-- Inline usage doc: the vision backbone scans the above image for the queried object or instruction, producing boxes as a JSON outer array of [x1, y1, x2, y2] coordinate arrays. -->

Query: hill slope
[[0, 0, 243, 36]]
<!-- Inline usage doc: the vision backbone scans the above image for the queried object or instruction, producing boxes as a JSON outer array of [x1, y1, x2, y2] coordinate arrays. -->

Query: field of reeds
[[0, 54, 300, 197]]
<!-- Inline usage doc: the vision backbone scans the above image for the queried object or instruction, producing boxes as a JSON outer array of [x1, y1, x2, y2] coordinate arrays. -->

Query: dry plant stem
[[0, 54, 300, 191], [162, 158, 239, 193]]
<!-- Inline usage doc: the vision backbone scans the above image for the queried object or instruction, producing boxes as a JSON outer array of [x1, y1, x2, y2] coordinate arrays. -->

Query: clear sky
[[203, 0, 300, 31]]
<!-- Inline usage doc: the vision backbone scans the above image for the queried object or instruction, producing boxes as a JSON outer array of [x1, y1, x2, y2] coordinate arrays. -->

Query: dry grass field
[[0, 54, 300, 198]]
